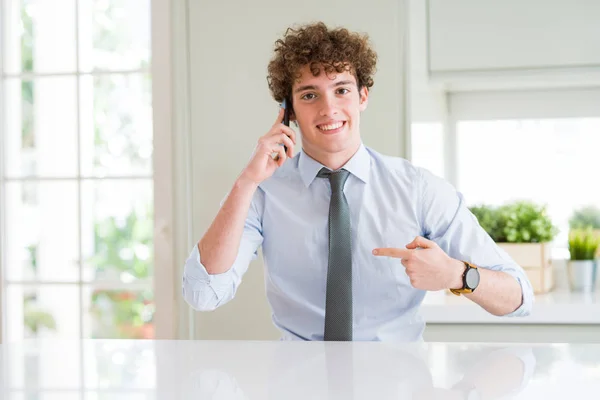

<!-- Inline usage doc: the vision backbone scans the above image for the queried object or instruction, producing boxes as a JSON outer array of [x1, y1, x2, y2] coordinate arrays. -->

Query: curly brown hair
[[267, 22, 378, 104]]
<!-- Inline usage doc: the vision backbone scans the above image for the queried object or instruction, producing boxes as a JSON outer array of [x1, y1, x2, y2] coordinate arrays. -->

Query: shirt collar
[[298, 142, 371, 188]]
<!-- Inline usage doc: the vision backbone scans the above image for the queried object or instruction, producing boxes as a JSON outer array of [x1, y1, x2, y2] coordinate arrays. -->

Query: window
[[457, 118, 600, 253], [1, 0, 153, 348], [410, 122, 445, 179], [410, 88, 600, 258]]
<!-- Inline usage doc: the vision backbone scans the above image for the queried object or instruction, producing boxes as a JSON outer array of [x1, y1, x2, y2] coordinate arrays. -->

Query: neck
[[303, 140, 361, 170]]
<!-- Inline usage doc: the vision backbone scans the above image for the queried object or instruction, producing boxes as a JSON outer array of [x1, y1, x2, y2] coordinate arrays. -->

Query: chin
[[319, 138, 355, 153], [302, 127, 358, 153]]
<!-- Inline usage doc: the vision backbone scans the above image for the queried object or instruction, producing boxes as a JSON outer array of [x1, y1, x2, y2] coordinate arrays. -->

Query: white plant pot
[[567, 260, 597, 292]]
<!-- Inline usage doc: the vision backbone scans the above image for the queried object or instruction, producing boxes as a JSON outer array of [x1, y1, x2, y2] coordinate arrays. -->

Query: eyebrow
[[294, 80, 355, 94]]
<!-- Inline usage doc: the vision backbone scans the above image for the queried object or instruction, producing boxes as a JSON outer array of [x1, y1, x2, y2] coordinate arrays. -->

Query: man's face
[[290, 64, 369, 157]]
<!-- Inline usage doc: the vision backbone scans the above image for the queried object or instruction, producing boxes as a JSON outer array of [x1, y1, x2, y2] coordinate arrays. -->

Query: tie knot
[[318, 168, 350, 192]]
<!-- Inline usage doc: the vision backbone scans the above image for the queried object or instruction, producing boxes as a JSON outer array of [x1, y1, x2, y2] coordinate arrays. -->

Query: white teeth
[[318, 122, 344, 131]]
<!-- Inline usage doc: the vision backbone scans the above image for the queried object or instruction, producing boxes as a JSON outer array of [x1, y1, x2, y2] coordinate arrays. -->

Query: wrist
[[448, 259, 466, 290], [236, 173, 260, 190]]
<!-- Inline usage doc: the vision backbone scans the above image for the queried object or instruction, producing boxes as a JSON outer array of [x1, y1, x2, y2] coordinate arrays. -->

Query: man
[[182, 22, 533, 341]]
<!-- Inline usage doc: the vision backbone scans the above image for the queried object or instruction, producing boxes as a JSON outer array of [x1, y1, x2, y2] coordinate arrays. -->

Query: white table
[[1, 340, 599, 399]]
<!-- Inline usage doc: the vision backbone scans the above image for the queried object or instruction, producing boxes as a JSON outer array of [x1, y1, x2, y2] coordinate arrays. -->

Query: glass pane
[[3, 77, 78, 178], [4, 340, 81, 390], [83, 341, 155, 392], [457, 118, 600, 250], [81, 180, 153, 282], [4, 182, 79, 282], [83, 288, 154, 339], [5, 285, 80, 342], [2, 0, 77, 74], [410, 122, 445, 178], [79, 74, 153, 177], [78, 0, 151, 72]]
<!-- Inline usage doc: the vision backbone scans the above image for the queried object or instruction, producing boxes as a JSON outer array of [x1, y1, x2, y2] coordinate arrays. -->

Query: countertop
[[422, 289, 600, 324], [1, 339, 599, 399]]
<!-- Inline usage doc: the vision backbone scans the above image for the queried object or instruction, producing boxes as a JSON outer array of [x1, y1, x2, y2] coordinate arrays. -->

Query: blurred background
[[1, 0, 154, 344], [1, 0, 599, 348]]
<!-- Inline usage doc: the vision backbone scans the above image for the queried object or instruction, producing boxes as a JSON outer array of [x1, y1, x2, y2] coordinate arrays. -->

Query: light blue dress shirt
[[182, 143, 533, 341]]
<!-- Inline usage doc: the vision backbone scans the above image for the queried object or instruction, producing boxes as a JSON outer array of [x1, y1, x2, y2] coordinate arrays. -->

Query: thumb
[[406, 236, 433, 249]]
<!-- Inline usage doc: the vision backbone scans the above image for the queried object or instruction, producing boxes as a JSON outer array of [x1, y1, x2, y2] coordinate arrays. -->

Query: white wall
[[185, 0, 408, 339], [427, 0, 600, 73], [425, 0, 600, 91]]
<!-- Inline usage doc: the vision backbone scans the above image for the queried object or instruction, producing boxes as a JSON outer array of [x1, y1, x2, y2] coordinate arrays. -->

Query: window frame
[[0, 0, 179, 343], [0, 0, 5, 346]]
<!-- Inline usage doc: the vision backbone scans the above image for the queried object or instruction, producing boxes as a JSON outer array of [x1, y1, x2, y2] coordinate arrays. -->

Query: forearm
[[198, 176, 259, 274], [449, 260, 524, 316]]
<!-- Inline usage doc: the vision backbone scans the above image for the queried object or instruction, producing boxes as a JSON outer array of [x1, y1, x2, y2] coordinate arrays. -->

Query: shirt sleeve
[[417, 168, 533, 317], [182, 188, 265, 311]]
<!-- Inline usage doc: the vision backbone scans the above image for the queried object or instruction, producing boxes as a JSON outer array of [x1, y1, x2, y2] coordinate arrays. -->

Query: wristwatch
[[450, 261, 480, 296]]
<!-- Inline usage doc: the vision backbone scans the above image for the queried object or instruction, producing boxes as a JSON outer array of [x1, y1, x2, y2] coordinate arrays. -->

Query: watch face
[[465, 268, 480, 289]]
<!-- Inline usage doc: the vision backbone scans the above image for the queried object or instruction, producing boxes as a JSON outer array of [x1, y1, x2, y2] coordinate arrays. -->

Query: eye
[[301, 93, 316, 100], [337, 88, 350, 95]]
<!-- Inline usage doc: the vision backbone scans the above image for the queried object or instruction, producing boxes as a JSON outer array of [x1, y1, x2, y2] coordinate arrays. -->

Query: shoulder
[[258, 152, 303, 189], [366, 146, 421, 182], [365, 146, 455, 194]]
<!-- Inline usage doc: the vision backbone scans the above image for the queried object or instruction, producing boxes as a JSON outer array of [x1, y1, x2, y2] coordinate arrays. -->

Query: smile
[[317, 121, 346, 133]]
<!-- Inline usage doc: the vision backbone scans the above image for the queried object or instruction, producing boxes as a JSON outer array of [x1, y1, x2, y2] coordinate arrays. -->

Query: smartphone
[[282, 97, 291, 127], [281, 97, 291, 153]]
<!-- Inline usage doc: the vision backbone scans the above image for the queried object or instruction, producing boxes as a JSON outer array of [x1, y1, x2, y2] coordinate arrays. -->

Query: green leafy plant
[[21, 2, 35, 148], [499, 201, 558, 243], [23, 295, 56, 336], [569, 205, 600, 230], [569, 228, 600, 260], [88, 206, 154, 339], [24, 309, 57, 335], [90, 207, 153, 280], [469, 200, 559, 243]]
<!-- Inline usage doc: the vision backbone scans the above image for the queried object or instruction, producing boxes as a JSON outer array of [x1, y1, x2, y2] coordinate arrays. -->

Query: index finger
[[372, 247, 412, 259], [274, 105, 285, 125]]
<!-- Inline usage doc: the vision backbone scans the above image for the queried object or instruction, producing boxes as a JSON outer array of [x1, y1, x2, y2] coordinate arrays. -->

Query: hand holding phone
[[239, 102, 296, 185]]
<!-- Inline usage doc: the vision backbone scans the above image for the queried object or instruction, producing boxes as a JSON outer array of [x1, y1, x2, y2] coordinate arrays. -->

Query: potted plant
[[569, 205, 600, 258], [470, 200, 559, 294], [567, 228, 600, 292]]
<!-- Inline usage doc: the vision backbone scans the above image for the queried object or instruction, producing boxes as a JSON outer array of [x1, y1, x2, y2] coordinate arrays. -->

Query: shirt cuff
[[183, 244, 239, 303], [500, 270, 534, 317]]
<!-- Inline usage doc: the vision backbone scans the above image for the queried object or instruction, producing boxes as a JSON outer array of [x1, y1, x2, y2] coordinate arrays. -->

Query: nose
[[319, 93, 339, 117]]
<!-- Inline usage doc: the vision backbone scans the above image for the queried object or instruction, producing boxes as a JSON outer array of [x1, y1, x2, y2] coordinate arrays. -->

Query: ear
[[288, 109, 299, 128], [358, 86, 369, 112]]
